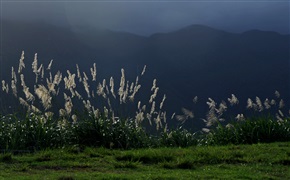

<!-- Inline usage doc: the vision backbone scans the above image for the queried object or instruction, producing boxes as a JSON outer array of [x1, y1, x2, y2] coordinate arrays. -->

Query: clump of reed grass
[[0, 51, 170, 150], [1, 51, 289, 150], [194, 92, 290, 145]]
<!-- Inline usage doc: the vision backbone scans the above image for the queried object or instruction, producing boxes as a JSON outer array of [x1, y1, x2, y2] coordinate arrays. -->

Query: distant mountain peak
[[181, 24, 216, 30]]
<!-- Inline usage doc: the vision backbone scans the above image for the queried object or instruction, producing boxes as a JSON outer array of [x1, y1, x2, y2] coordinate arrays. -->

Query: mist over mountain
[[1, 20, 289, 129]]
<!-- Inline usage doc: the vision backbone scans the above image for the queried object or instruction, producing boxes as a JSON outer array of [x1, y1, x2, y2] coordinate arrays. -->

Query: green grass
[[0, 142, 289, 179], [206, 117, 290, 145]]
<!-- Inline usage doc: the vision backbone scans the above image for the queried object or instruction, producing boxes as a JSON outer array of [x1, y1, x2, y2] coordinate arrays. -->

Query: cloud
[[2, 1, 289, 35]]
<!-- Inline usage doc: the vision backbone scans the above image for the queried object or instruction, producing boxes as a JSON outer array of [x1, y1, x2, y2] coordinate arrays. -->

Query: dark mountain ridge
[[1, 20, 289, 129]]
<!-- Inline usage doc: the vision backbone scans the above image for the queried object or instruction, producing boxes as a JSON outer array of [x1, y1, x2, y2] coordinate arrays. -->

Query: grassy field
[[0, 142, 289, 180], [1, 52, 290, 179]]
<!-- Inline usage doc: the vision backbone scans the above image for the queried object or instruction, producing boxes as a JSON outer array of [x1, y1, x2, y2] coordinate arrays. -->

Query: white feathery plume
[[150, 101, 155, 115], [76, 64, 82, 82], [278, 110, 284, 117], [45, 112, 54, 119], [82, 77, 90, 98], [19, 97, 30, 109], [216, 101, 227, 115], [205, 108, 218, 127], [41, 65, 44, 79], [202, 128, 210, 133], [35, 85, 52, 110], [64, 96, 73, 115], [2, 80, 5, 91], [159, 94, 166, 109], [75, 90, 83, 100], [11, 67, 17, 84], [175, 115, 187, 122], [37, 64, 43, 74], [20, 74, 26, 88], [235, 114, 245, 121], [102, 79, 106, 89], [18, 51, 25, 73], [83, 72, 88, 81], [118, 68, 125, 103], [275, 90, 280, 98], [11, 80, 17, 97], [129, 84, 141, 102], [228, 94, 239, 106], [72, 114, 77, 124], [263, 98, 271, 109], [59, 109, 66, 117], [64, 70, 76, 89], [63, 93, 69, 101], [279, 99, 285, 109], [270, 99, 276, 105], [97, 83, 105, 97], [32, 53, 39, 83], [171, 112, 176, 120], [146, 113, 152, 126], [104, 106, 109, 118], [23, 87, 35, 102], [181, 107, 194, 119], [100, 84, 107, 98], [2, 80, 7, 93], [142, 105, 146, 112], [276, 114, 284, 122], [193, 96, 198, 103], [151, 79, 156, 91], [90, 63, 97, 81], [135, 111, 144, 126], [154, 112, 162, 130], [135, 76, 139, 87], [2, 80, 9, 93], [107, 98, 112, 110], [53, 71, 62, 85], [47, 59, 53, 70], [109, 77, 116, 98], [121, 81, 129, 103], [256, 96, 264, 112], [246, 98, 253, 109], [46, 78, 56, 95], [162, 111, 167, 123], [105, 85, 110, 95], [31, 105, 41, 113], [141, 65, 146, 76], [83, 100, 92, 112], [129, 82, 134, 93], [206, 98, 216, 109], [93, 109, 99, 118], [32, 53, 38, 73], [149, 87, 159, 103]]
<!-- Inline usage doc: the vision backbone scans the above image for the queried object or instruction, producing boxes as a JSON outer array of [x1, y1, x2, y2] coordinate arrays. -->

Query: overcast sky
[[1, 0, 289, 36]]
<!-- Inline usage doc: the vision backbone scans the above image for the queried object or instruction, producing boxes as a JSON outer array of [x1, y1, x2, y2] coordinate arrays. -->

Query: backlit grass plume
[[1, 51, 167, 131]]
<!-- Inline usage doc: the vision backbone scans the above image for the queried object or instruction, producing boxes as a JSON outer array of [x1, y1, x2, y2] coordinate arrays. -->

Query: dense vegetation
[[0, 52, 288, 179], [0, 52, 289, 151]]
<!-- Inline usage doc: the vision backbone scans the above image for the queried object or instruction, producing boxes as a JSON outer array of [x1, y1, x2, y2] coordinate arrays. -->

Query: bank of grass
[[0, 113, 289, 151], [0, 142, 289, 179]]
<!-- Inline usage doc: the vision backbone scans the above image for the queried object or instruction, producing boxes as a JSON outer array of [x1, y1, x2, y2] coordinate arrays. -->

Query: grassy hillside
[[0, 142, 289, 179]]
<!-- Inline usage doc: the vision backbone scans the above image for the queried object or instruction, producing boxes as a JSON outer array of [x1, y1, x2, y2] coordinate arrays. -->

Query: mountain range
[[1, 20, 289, 129]]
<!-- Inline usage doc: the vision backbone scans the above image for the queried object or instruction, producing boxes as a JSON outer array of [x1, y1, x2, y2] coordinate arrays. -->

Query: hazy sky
[[1, 0, 289, 35]]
